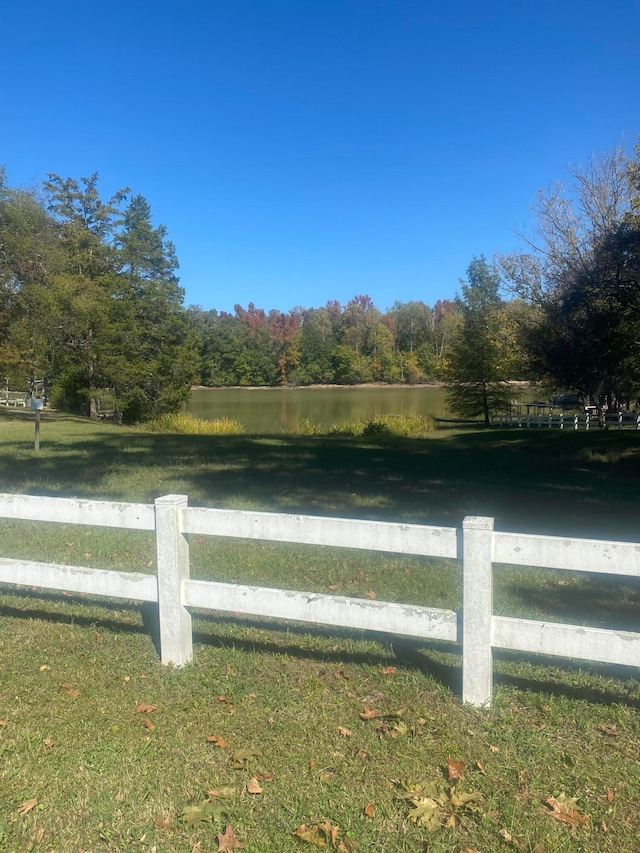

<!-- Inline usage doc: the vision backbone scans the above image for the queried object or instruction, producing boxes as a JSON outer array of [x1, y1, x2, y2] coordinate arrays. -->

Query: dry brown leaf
[[356, 748, 370, 760], [254, 770, 274, 782], [545, 794, 589, 826], [0, 720, 6, 726], [365, 590, 377, 599], [207, 786, 237, 799], [359, 705, 377, 720], [42, 738, 54, 753], [381, 666, 397, 675], [143, 718, 155, 730], [206, 734, 229, 748], [33, 825, 44, 843], [61, 683, 80, 699], [294, 824, 325, 846], [247, 777, 263, 795], [18, 798, 38, 815], [39, 665, 50, 672], [364, 803, 375, 818], [489, 744, 499, 753], [475, 760, 487, 775], [135, 702, 157, 714], [153, 814, 171, 829], [607, 788, 615, 802], [447, 757, 465, 781], [337, 726, 351, 738], [217, 823, 245, 851]]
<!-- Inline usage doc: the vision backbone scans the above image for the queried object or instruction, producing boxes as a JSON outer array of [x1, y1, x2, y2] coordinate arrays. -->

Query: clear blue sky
[[2, 0, 638, 314]]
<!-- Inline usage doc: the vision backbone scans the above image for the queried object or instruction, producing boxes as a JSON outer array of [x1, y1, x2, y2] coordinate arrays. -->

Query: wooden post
[[34, 409, 41, 451], [462, 516, 494, 708], [155, 495, 192, 666]]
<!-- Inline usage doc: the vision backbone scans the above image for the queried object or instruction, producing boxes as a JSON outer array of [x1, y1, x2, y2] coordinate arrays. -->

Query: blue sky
[[1, 0, 639, 314]]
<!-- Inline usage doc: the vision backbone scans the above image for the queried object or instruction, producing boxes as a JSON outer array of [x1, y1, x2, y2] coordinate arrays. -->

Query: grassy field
[[1, 410, 640, 852]]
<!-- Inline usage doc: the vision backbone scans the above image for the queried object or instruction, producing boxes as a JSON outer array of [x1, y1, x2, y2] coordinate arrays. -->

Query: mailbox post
[[30, 397, 44, 450]]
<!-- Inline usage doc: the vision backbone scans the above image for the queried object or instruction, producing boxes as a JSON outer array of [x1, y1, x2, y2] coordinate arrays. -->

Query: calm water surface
[[187, 385, 453, 433]]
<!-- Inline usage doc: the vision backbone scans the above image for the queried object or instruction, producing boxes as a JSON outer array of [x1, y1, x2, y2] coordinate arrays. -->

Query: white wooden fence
[[493, 411, 640, 430], [0, 492, 639, 708]]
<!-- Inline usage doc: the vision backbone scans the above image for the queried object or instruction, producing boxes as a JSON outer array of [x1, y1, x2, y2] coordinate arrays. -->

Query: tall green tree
[[104, 193, 197, 421], [446, 257, 514, 425]]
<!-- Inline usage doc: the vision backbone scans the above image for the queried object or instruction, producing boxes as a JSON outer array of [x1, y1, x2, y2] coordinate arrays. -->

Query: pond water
[[187, 385, 453, 434]]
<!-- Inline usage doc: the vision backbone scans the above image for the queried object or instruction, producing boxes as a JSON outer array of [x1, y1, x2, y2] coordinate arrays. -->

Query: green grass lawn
[[1, 410, 640, 851]]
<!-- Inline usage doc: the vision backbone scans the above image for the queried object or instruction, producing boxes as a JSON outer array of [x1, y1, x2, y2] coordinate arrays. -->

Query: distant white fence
[[0, 493, 639, 708], [493, 411, 640, 430]]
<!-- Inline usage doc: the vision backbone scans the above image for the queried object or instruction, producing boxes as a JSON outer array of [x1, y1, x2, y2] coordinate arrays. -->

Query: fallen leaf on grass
[[135, 702, 157, 714], [143, 718, 155, 730], [359, 705, 377, 720], [61, 683, 80, 698], [607, 788, 615, 802], [294, 819, 357, 850], [33, 825, 44, 843], [18, 798, 38, 815], [447, 757, 465, 781], [40, 665, 50, 671], [181, 800, 228, 828], [207, 734, 229, 748], [381, 666, 397, 676], [217, 823, 245, 851], [153, 814, 171, 829], [400, 775, 483, 832], [230, 748, 260, 769], [253, 770, 274, 782], [364, 803, 375, 818], [207, 787, 237, 799], [337, 726, 351, 738], [247, 778, 263, 795], [545, 793, 589, 826]]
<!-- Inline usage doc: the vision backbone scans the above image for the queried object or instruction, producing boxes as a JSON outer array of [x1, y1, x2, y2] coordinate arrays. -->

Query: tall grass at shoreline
[[144, 411, 245, 434], [298, 412, 436, 437]]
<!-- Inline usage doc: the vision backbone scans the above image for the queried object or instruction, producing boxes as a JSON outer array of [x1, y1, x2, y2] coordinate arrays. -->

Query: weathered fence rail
[[0, 492, 638, 708]]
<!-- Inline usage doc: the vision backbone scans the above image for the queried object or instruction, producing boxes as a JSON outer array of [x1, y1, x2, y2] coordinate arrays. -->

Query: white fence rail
[[493, 411, 640, 430], [0, 492, 638, 708]]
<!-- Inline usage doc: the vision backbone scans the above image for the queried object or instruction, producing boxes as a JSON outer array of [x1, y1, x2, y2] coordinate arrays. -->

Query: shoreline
[[190, 382, 446, 391]]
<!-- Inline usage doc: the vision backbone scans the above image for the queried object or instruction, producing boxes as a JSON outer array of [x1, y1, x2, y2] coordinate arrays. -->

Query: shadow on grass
[[496, 570, 640, 632], [2, 420, 640, 540], [3, 590, 640, 708]]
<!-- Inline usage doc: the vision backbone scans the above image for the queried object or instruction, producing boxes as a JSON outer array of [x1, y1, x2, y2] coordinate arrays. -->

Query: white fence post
[[155, 494, 192, 666], [462, 516, 494, 708]]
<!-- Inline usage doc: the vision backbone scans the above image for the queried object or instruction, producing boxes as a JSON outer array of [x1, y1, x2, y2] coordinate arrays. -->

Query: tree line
[[1, 135, 639, 423], [187, 296, 463, 388]]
